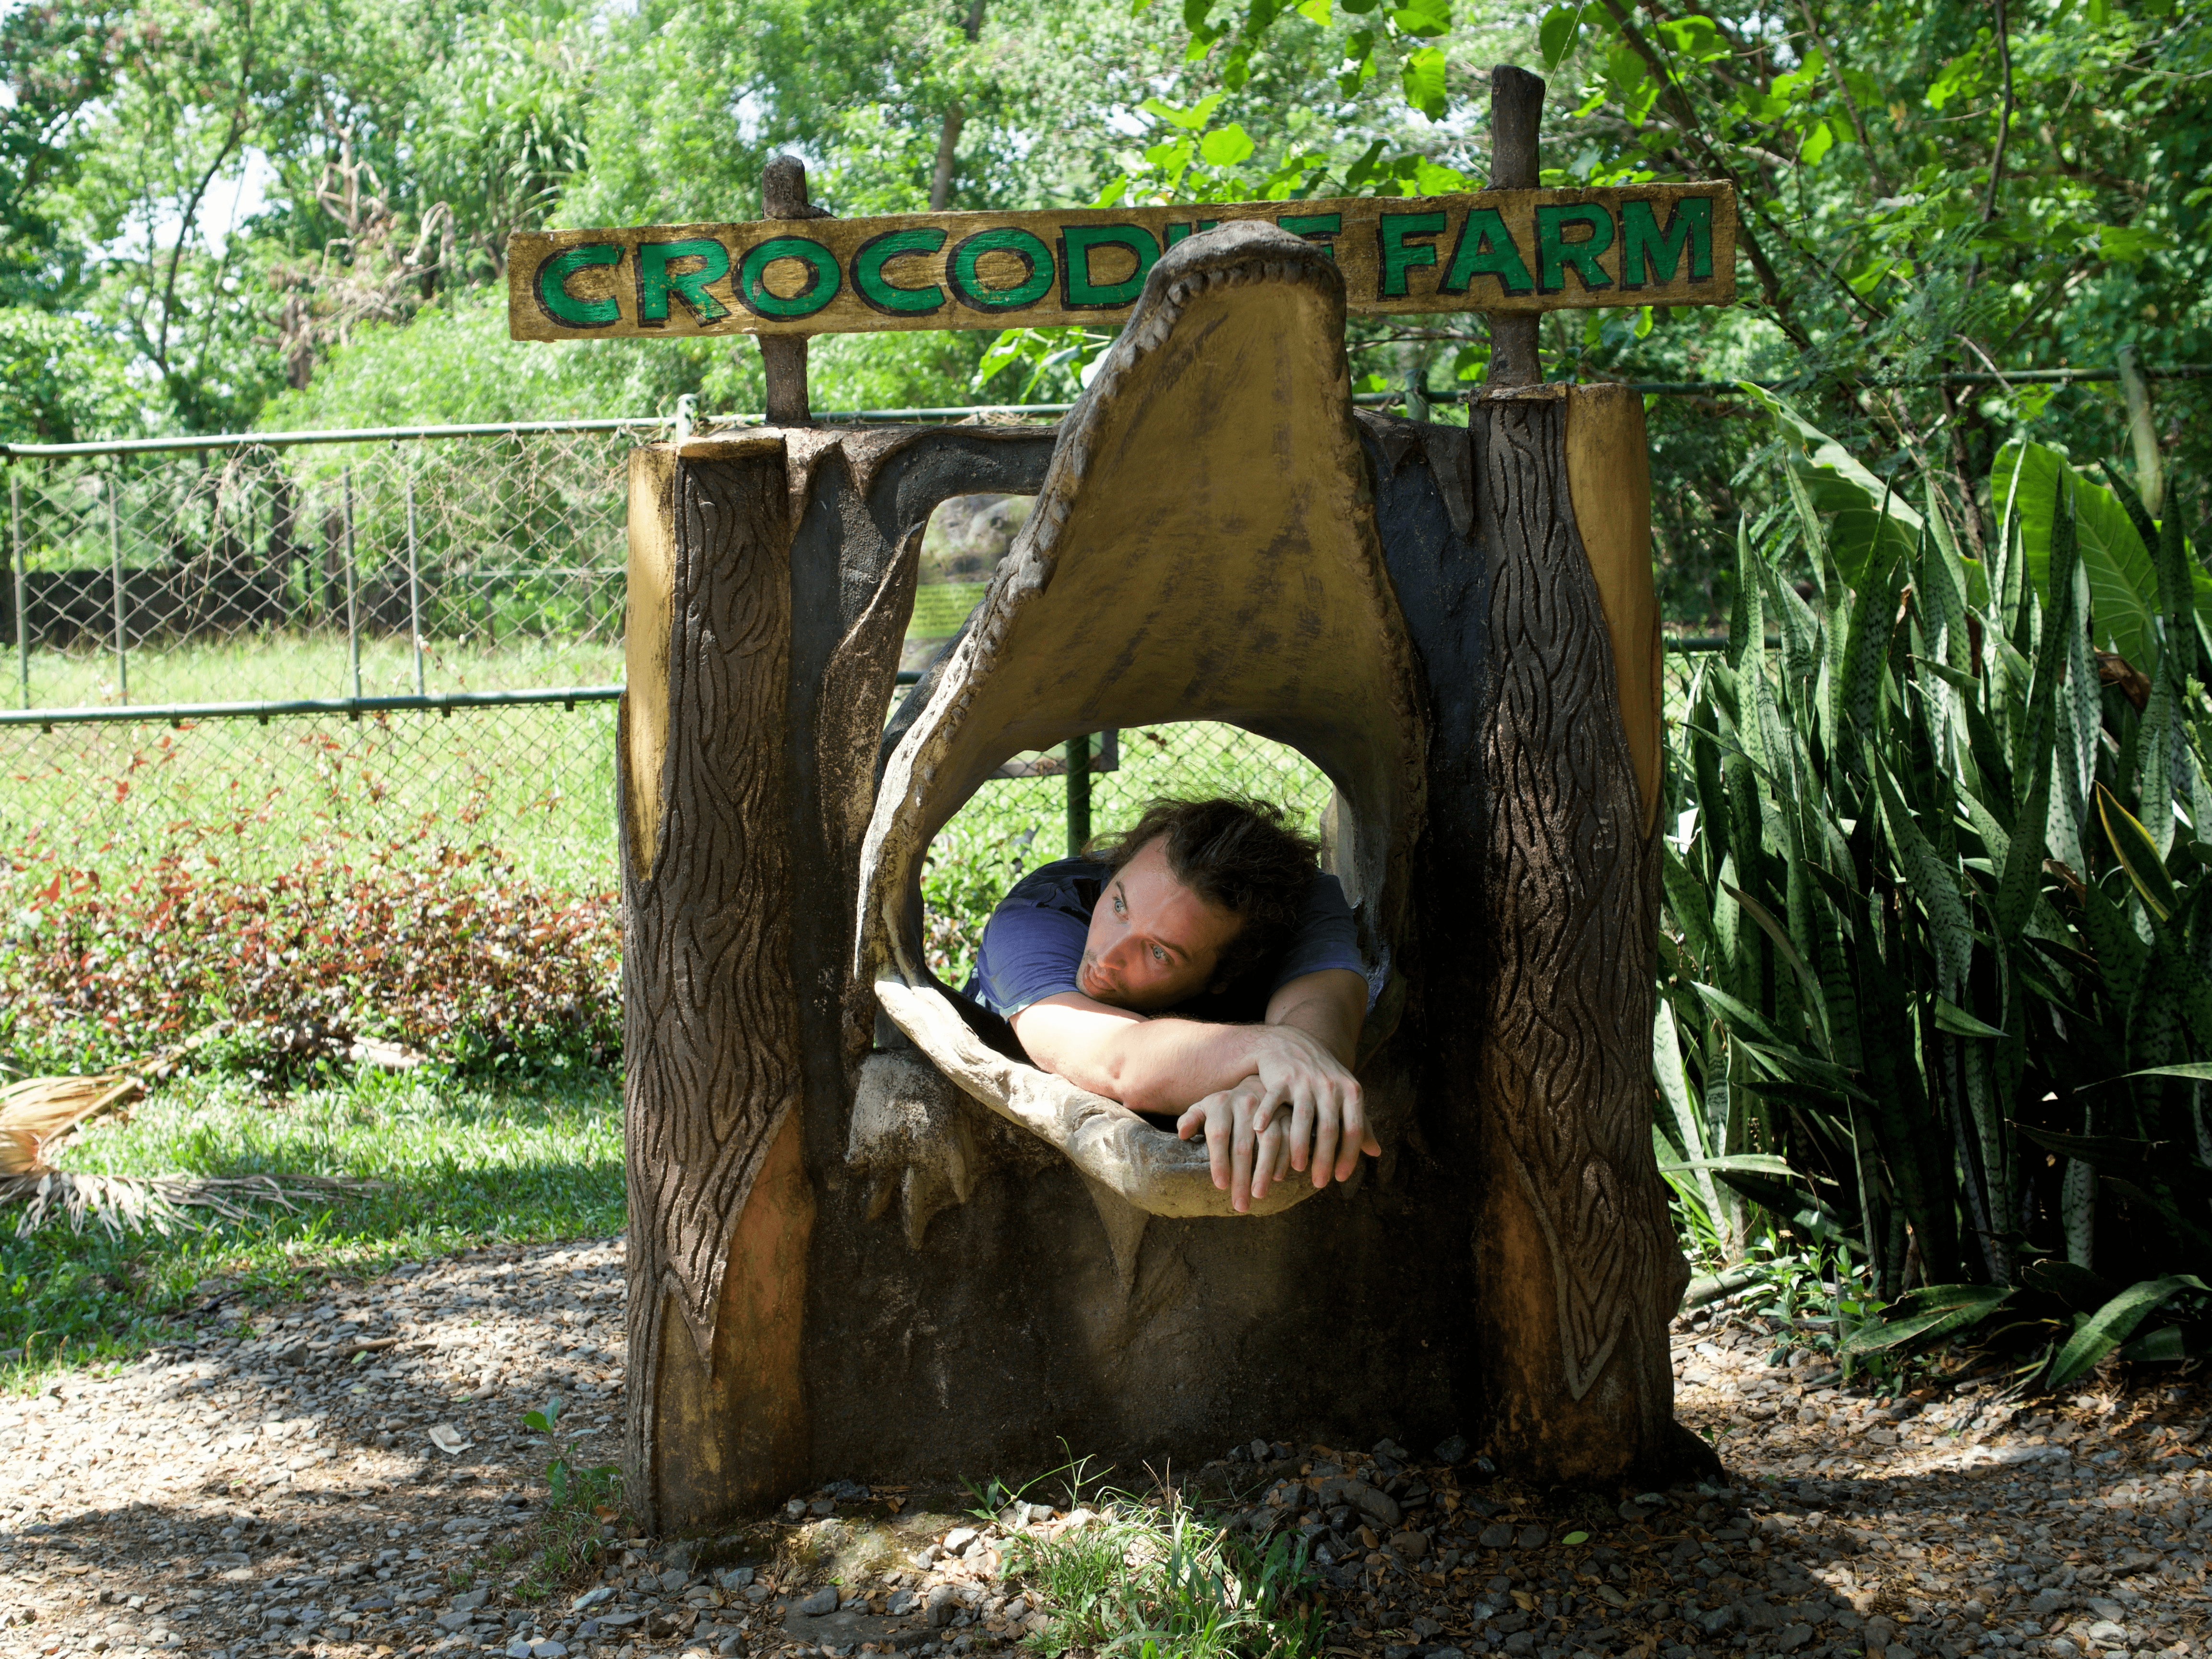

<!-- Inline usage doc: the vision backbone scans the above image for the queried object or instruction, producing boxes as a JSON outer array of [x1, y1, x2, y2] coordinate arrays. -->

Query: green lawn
[[0, 1064, 624, 1391]]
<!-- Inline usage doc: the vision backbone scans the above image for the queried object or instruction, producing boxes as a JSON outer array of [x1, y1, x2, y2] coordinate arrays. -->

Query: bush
[[0, 836, 619, 1077]]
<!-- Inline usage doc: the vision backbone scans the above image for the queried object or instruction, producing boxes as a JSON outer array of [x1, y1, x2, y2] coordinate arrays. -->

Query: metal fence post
[[107, 472, 128, 704], [404, 449, 425, 696], [343, 466, 361, 700], [1065, 731, 1092, 857], [11, 467, 26, 709]]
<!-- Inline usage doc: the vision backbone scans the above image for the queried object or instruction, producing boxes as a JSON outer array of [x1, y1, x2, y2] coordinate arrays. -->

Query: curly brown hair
[[1091, 797, 1321, 991]]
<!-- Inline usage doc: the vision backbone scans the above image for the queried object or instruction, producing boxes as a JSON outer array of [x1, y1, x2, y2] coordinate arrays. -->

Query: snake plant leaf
[[2046, 1274, 2212, 1388], [2125, 1061, 2212, 1083], [1843, 1284, 2015, 1354], [1722, 881, 1830, 1055], [2098, 783, 2176, 922], [1653, 1000, 1724, 1220], [2023, 1257, 2120, 1313], [1932, 997, 2008, 1039], [1657, 1153, 1800, 1178], [1692, 981, 1791, 1049], [1837, 550, 1904, 763], [1661, 840, 1721, 974], [2118, 1322, 2212, 1363], [1874, 749, 1974, 998]]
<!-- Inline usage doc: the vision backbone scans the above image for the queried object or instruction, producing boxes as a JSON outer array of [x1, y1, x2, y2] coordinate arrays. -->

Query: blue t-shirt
[[962, 857, 1364, 1026]]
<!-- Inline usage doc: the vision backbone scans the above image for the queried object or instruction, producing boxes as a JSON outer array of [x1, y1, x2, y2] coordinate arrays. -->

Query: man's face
[[1078, 836, 1243, 1010]]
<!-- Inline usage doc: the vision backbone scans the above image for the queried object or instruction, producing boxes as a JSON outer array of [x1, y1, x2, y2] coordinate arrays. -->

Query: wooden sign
[[508, 183, 1735, 340]]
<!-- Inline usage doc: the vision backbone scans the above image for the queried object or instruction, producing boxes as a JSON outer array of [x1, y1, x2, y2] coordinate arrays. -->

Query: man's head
[[1075, 797, 1321, 1010]]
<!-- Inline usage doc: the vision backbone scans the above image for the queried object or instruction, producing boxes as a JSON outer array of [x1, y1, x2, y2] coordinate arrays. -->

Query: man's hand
[[1174, 1024, 1378, 1213]]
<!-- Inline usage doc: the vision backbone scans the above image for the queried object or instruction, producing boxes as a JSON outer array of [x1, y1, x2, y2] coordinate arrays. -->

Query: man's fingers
[[1335, 1085, 1370, 1181], [1286, 1094, 1317, 1173], [1230, 1094, 1260, 1213]]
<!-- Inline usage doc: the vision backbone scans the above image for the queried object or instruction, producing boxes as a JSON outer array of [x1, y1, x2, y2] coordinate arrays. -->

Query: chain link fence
[[0, 418, 1323, 916]]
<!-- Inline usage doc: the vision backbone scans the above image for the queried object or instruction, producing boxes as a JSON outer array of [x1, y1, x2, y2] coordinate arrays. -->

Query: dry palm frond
[[0, 1074, 144, 1177], [0, 1171, 385, 1240]]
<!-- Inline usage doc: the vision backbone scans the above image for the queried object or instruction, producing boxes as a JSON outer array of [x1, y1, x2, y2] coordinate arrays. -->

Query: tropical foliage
[[1657, 395, 2212, 1383]]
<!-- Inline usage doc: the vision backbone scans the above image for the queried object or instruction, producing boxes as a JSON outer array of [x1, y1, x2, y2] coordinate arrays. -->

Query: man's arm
[[1009, 994, 1316, 1116], [1013, 969, 1376, 1213]]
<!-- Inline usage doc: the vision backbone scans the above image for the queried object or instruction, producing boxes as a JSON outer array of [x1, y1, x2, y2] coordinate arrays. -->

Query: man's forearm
[[1085, 1018, 1281, 1115]]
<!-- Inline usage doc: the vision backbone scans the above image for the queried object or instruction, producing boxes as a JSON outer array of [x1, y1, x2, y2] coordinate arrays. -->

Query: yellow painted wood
[[509, 184, 1735, 340], [1564, 383, 1662, 834]]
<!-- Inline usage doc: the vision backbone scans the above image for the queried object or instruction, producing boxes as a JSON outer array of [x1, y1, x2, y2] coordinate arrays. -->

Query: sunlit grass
[[0, 1063, 623, 1392]]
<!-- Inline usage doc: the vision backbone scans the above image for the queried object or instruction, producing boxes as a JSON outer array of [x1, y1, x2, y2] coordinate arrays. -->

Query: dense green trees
[[2, 0, 2205, 608]]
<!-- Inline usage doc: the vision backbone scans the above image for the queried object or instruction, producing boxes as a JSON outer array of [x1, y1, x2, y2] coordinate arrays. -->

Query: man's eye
[[1113, 895, 1125, 916], [1151, 945, 1166, 963]]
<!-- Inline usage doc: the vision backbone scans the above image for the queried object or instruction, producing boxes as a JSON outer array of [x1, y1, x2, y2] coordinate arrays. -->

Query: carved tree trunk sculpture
[[616, 228, 1707, 1530], [1465, 384, 1693, 1479]]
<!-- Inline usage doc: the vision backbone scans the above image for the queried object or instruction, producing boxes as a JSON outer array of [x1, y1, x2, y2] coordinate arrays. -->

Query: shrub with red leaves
[[1, 841, 621, 1075]]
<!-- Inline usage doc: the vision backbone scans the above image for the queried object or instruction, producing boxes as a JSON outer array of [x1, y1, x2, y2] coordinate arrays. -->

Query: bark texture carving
[[621, 453, 805, 1491], [1473, 388, 1685, 1463]]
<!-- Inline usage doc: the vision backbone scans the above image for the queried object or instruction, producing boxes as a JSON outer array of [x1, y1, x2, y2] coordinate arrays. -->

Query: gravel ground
[[0, 1238, 2204, 1659]]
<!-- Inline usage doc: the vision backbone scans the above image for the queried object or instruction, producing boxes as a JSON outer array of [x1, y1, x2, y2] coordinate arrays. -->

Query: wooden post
[[758, 157, 821, 427], [1456, 63, 1699, 1484], [1484, 67, 1545, 389]]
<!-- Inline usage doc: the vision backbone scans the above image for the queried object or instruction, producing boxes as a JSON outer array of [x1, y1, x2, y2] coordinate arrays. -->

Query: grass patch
[[0, 1062, 623, 1391], [994, 1469, 1325, 1659]]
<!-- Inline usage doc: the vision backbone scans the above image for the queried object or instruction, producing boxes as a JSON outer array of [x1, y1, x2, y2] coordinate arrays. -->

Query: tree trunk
[[619, 438, 813, 1530], [1466, 382, 1705, 1484]]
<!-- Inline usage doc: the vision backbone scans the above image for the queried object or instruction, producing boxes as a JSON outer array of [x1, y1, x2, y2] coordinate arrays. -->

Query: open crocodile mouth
[[855, 219, 1429, 1220]]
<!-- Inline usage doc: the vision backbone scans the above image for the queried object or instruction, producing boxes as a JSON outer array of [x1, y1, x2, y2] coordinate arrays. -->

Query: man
[[961, 796, 1378, 1214]]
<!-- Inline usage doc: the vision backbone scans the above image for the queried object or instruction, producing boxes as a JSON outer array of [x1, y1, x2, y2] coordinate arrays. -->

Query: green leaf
[[1139, 93, 1225, 131], [2047, 1274, 2212, 1387], [2119, 1322, 2210, 1362], [1656, 1152, 1802, 1178], [2098, 783, 2176, 922], [1538, 3, 1582, 69], [1391, 0, 1451, 36], [1874, 752, 1973, 998], [2125, 1061, 2212, 1083], [1843, 1284, 2014, 1354], [1561, 1530, 1590, 1547], [1401, 46, 1448, 117], [1932, 997, 2007, 1039], [1198, 123, 1255, 165]]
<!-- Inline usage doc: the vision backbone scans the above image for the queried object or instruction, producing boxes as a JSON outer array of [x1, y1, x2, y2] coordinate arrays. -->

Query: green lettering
[[736, 236, 841, 321], [1439, 208, 1534, 297], [535, 244, 622, 329], [1377, 210, 1447, 300], [1535, 204, 1614, 294], [637, 238, 733, 326], [1162, 220, 1222, 248], [854, 227, 948, 316], [948, 228, 1057, 312], [1275, 213, 1341, 260], [1618, 196, 1713, 289], [1061, 224, 1160, 308]]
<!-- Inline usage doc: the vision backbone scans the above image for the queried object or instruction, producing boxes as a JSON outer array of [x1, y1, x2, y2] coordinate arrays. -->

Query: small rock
[[1344, 1479, 1401, 1527], [1432, 1434, 1469, 1465], [657, 1569, 688, 1594], [1696, 1605, 1734, 1636], [807, 1498, 834, 1517], [570, 1587, 612, 1613], [715, 1568, 753, 1592], [1618, 1502, 1648, 1522], [1249, 1438, 1269, 1460], [942, 1527, 979, 1555], [886, 1591, 919, 1617], [1774, 1622, 1812, 1653], [925, 1587, 960, 1630], [451, 1590, 489, 1612], [1515, 1524, 1548, 1550], [529, 1644, 567, 1659], [2045, 1640, 2082, 1659], [794, 1588, 838, 1617], [2029, 1589, 2070, 1615], [1478, 1523, 1515, 1549], [783, 1500, 807, 1521], [434, 1612, 474, 1633], [1389, 1530, 1430, 1561]]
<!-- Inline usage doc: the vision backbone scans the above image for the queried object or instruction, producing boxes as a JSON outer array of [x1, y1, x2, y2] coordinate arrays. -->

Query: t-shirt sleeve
[[968, 894, 1090, 1018], [1268, 872, 1366, 992]]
